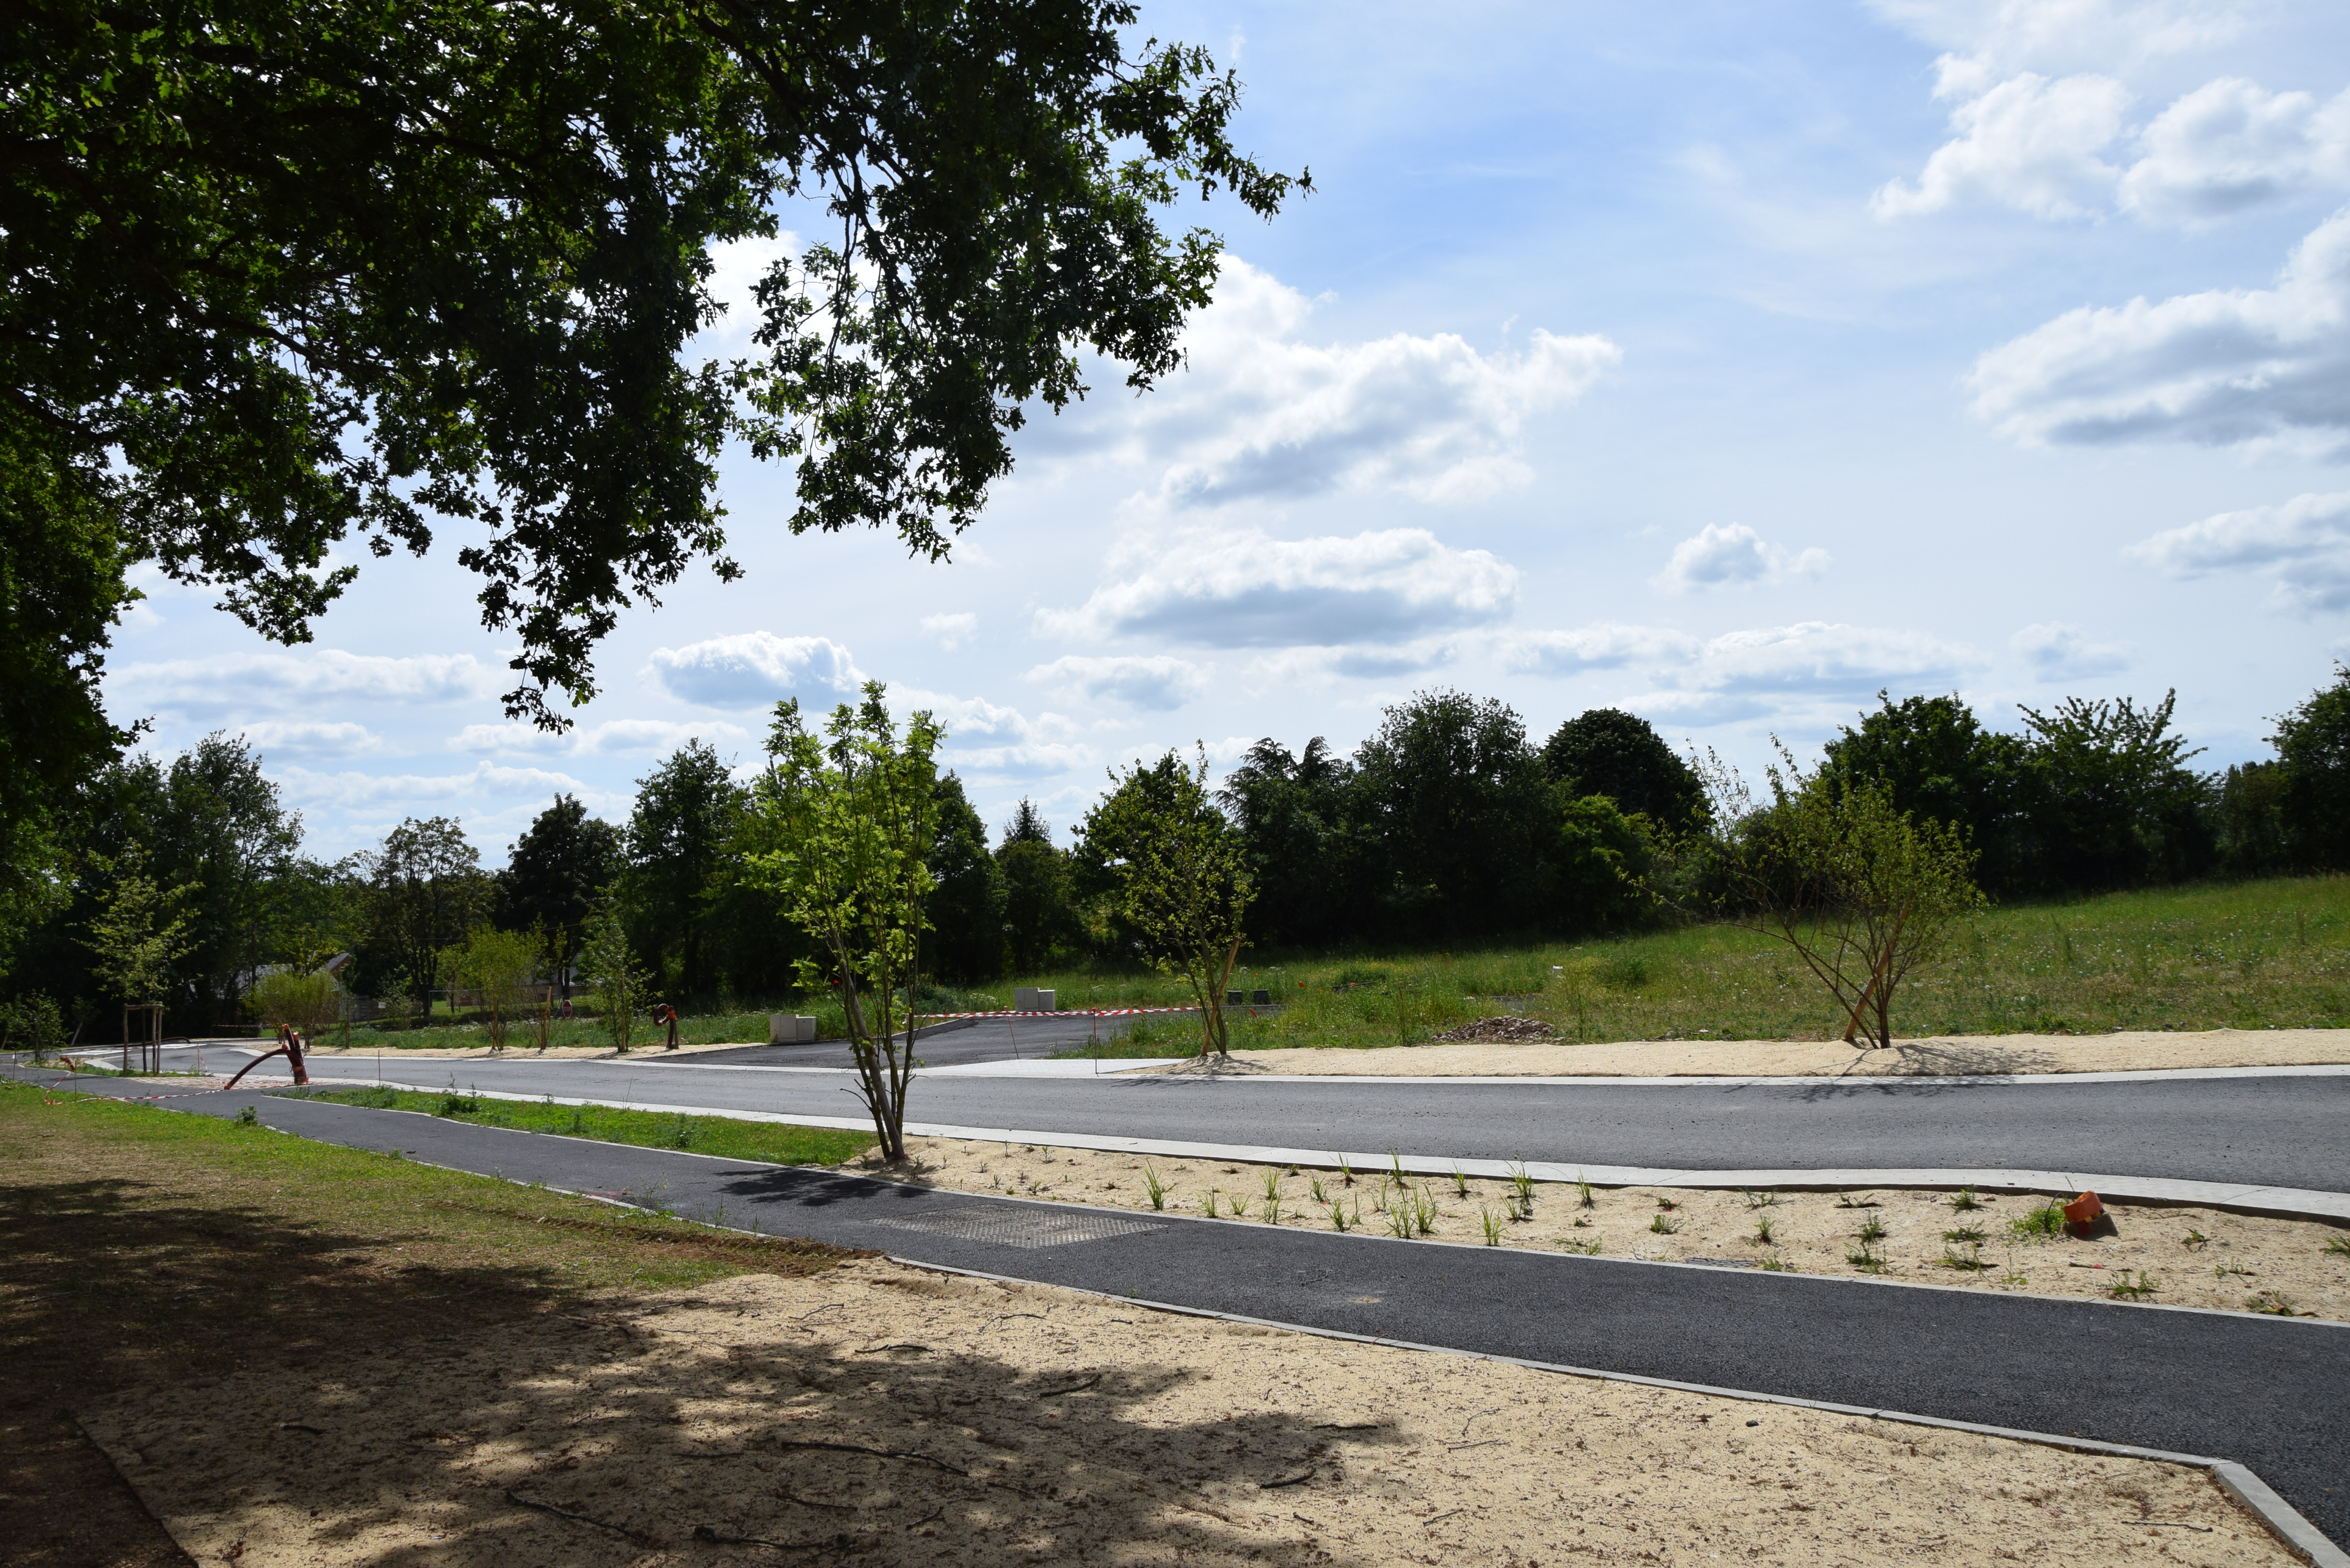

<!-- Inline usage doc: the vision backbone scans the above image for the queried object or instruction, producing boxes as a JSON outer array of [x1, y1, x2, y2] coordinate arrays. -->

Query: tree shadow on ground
[[82, 1268, 1403, 1568], [0, 1164, 839, 1568]]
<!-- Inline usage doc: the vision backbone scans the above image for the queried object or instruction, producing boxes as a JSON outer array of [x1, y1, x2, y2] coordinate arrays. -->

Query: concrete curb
[[1109, 1060, 2350, 1089], [573, 1057, 2350, 1086], [299, 1073, 2350, 1224], [884, 1254, 2349, 1566]]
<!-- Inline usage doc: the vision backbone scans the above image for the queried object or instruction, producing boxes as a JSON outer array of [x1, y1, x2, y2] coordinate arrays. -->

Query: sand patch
[[893, 1139, 2350, 1323], [1142, 1027, 2350, 1079], [303, 1039, 762, 1062], [83, 1261, 2297, 1568]]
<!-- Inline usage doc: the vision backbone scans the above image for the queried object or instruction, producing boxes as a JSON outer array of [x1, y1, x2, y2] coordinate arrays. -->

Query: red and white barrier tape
[[913, 1005, 1207, 1022]]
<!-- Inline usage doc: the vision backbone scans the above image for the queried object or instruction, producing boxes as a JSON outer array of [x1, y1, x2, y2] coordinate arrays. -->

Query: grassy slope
[[328, 875, 2350, 1059], [289, 1084, 873, 1166], [1072, 875, 2350, 1056], [0, 1077, 860, 1566]]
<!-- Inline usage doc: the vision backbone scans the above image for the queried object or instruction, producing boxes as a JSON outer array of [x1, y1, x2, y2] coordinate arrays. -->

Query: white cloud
[[1865, 1, 2243, 98], [2119, 79, 2350, 225], [1503, 620, 1984, 716], [273, 762, 606, 812], [921, 612, 979, 650], [1654, 523, 1831, 592], [1864, 2, 2317, 227], [1026, 655, 1212, 711], [1497, 624, 1702, 676], [579, 720, 751, 757], [1872, 72, 2132, 220], [695, 233, 797, 344], [235, 721, 388, 758], [937, 741, 1102, 780], [2010, 620, 2133, 675], [110, 650, 501, 716], [2126, 489, 2350, 610], [449, 723, 562, 754], [1037, 525, 1517, 648], [1695, 621, 1981, 694], [645, 632, 865, 709], [1068, 258, 1618, 507], [1241, 640, 1461, 686], [1969, 207, 2350, 453]]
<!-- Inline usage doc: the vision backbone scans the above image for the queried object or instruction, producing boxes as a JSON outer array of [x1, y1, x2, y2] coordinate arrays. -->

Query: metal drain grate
[[869, 1206, 1167, 1250]]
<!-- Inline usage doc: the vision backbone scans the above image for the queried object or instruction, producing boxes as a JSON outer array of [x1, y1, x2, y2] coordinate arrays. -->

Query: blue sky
[[106, 0, 2350, 861]]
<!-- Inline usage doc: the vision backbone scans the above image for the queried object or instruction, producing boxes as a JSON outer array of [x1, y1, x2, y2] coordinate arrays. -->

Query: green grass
[[331, 982, 1007, 1052], [1054, 875, 2350, 1056], [284, 1085, 874, 1166]]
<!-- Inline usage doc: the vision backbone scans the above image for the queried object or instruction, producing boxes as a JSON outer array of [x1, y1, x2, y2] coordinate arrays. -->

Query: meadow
[[338, 875, 2349, 1058], [1081, 874, 2350, 1057]]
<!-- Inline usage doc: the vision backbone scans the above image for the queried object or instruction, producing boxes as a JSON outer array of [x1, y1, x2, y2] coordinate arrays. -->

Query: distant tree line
[[6, 666, 2348, 1032]]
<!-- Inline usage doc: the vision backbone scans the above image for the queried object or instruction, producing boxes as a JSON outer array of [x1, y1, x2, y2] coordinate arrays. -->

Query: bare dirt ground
[[893, 1139, 2350, 1324], [1145, 1027, 2350, 1079], [83, 1260, 2300, 1568]]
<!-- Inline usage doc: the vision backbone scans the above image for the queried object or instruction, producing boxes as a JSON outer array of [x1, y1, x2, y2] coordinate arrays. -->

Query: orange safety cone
[[2062, 1190, 2103, 1227]]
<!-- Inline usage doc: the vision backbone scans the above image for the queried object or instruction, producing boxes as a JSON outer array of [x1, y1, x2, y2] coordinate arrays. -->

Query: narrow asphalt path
[[293, 1051, 2350, 1194], [20, 1069, 2347, 1550]]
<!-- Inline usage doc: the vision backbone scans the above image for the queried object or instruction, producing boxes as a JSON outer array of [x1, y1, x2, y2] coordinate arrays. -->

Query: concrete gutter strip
[[882, 1253, 2349, 1568], [299, 1073, 2350, 1225], [263, 1051, 2350, 1086]]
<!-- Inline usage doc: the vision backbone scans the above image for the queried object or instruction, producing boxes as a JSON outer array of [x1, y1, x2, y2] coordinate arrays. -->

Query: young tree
[[1819, 692, 2030, 895], [83, 849, 197, 1042], [1684, 751, 1986, 1050], [447, 925, 541, 1052], [746, 685, 942, 1161], [576, 897, 649, 1054], [249, 966, 342, 1042], [0, 993, 68, 1064], [1079, 749, 1254, 1057]]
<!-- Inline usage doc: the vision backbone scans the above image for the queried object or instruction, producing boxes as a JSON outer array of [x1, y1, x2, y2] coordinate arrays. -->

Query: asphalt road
[[24, 1071, 2346, 1553], [277, 1050, 2350, 1193]]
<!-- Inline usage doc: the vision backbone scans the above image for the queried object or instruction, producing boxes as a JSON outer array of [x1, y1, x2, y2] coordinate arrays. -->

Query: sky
[[103, 0, 2350, 863]]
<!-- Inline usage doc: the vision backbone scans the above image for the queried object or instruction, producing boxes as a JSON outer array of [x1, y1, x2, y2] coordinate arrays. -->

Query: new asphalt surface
[[268, 1046, 2350, 1193], [23, 1069, 2347, 1551]]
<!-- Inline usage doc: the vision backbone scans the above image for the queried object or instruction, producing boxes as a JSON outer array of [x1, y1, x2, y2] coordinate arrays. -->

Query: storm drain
[[869, 1206, 1168, 1250]]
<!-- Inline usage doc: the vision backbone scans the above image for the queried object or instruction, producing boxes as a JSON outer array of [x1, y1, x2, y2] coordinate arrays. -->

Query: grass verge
[[284, 1083, 874, 1166], [0, 1076, 863, 1567]]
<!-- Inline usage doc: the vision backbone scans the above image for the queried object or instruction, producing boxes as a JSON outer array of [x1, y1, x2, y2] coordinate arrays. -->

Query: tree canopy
[[1541, 708, 1706, 830], [3, 0, 1303, 865]]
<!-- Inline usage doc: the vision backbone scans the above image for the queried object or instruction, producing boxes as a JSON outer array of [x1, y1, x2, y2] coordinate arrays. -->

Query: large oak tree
[[2, 0, 1302, 886]]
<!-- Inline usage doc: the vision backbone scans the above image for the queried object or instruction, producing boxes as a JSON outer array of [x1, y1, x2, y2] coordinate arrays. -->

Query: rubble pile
[[1430, 1015, 1557, 1043]]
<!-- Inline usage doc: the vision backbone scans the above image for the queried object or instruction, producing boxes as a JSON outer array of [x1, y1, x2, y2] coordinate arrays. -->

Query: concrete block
[[1013, 987, 1056, 1012], [768, 1013, 816, 1045]]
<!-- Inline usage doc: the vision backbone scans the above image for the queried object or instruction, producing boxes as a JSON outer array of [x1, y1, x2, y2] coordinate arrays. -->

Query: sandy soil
[[83, 1260, 2299, 1568], [302, 1039, 760, 1061], [1145, 1027, 2350, 1079], [894, 1139, 2350, 1323]]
